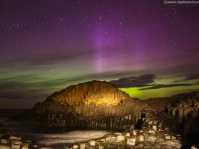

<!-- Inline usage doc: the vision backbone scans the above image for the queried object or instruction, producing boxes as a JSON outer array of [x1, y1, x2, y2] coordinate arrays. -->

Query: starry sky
[[0, 0, 199, 109]]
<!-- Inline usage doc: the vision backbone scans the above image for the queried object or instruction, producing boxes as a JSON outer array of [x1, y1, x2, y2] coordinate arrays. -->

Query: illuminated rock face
[[30, 80, 154, 117], [47, 80, 131, 106], [10, 81, 154, 128]]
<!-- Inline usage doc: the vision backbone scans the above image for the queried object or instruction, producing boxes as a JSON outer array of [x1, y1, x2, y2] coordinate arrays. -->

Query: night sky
[[0, 0, 199, 109]]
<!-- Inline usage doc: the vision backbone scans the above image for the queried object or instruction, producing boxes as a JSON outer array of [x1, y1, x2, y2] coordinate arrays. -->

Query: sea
[[0, 109, 113, 148]]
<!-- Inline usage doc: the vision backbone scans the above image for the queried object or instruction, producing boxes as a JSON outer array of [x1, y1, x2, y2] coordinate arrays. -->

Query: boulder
[[1, 139, 8, 144], [148, 129, 156, 134], [79, 143, 86, 149], [147, 133, 156, 143], [104, 135, 117, 144], [21, 143, 30, 149], [88, 140, 96, 146], [96, 137, 106, 143], [116, 135, 125, 143], [126, 136, 136, 146], [136, 134, 145, 143], [72, 144, 78, 149], [9, 135, 22, 141], [130, 129, 139, 136], [11, 144, 21, 149]]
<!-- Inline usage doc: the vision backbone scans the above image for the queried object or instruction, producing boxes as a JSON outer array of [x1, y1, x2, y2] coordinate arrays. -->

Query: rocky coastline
[[0, 110, 188, 149], [3, 81, 199, 148]]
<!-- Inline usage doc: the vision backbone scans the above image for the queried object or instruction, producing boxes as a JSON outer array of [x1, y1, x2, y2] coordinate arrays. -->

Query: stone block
[[79, 143, 86, 149], [126, 133, 130, 137], [148, 129, 156, 134], [73, 144, 78, 149], [158, 121, 163, 128], [96, 142, 106, 149], [147, 120, 153, 125], [32, 144, 38, 148], [89, 140, 96, 146], [152, 124, 157, 130], [96, 137, 106, 143], [9, 136, 22, 141], [153, 120, 158, 124], [10, 144, 21, 149], [130, 129, 139, 136], [165, 127, 170, 131], [0, 139, 8, 144], [105, 135, 117, 143], [116, 135, 125, 142], [125, 116, 128, 119], [21, 143, 30, 149], [130, 124, 135, 130], [171, 135, 176, 139], [126, 136, 136, 146], [164, 134, 171, 140], [136, 134, 145, 142], [10, 139, 23, 146], [147, 134, 156, 143], [113, 132, 122, 136], [173, 140, 181, 148], [165, 139, 176, 146], [156, 133, 165, 141]]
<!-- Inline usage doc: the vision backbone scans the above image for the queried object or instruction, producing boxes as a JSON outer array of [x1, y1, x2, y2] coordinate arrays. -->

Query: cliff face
[[145, 92, 191, 112], [166, 91, 199, 135], [10, 80, 154, 128], [30, 80, 154, 116], [47, 80, 132, 106], [146, 91, 199, 136]]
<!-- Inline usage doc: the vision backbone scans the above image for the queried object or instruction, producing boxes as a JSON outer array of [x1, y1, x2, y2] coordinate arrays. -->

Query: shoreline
[[0, 110, 187, 149]]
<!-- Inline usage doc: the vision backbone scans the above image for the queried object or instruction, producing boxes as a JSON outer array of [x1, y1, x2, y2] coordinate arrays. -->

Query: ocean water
[[0, 109, 113, 147]]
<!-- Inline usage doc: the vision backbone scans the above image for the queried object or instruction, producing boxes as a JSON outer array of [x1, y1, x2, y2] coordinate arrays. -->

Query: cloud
[[0, 47, 129, 69], [175, 72, 199, 83], [0, 93, 26, 100], [184, 73, 199, 81], [110, 74, 156, 88], [0, 70, 136, 99], [0, 49, 97, 70], [139, 83, 194, 90]]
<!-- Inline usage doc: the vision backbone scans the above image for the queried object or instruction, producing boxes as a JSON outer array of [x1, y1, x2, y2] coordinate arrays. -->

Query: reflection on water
[[38, 130, 111, 147], [4, 124, 112, 147], [1, 109, 113, 147]]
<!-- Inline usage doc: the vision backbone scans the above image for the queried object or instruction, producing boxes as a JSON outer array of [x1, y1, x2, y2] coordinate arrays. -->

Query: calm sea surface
[[0, 109, 112, 147]]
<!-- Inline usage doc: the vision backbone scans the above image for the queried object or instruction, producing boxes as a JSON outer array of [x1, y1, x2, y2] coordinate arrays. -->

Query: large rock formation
[[10, 80, 154, 129], [145, 92, 192, 112], [145, 91, 199, 135], [2, 110, 186, 149], [7, 81, 198, 148], [146, 91, 199, 148]]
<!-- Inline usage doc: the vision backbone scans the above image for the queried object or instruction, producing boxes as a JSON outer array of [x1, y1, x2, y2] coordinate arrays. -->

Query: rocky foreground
[[5, 81, 199, 148], [0, 110, 191, 149]]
